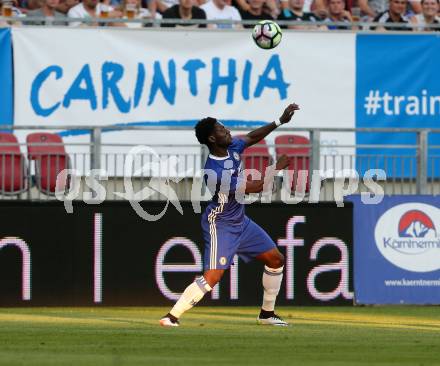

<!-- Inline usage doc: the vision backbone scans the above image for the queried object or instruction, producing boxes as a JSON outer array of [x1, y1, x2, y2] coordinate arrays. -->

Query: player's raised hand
[[279, 103, 300, 124], [275, 154, 291, 170]]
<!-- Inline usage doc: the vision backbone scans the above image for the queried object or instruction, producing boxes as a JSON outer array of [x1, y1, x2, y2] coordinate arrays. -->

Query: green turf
[[1, 307, 440, 366]]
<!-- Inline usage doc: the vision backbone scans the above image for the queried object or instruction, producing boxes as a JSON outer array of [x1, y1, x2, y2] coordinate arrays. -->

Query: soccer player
[[160, 103, 300, 327]]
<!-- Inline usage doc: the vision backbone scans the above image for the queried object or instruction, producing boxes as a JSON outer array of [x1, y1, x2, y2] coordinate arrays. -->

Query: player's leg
[[159, 269, 225, 327], [255, 248, 287, 325], [169, 269, 224, 319], [203, 268, 226, 288], [255, 247, 285, 269], [237, 219, 287, 326], [160, 220, 238, 327]]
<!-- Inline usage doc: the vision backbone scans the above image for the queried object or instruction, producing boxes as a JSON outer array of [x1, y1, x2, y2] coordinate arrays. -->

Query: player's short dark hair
[[194, 117, 217, 146]]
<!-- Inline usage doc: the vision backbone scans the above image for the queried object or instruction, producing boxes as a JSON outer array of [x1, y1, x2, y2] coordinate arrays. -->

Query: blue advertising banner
[[351, 195, 440, 304], [356, 35, 440, 177], [0, 28, 13, 127]]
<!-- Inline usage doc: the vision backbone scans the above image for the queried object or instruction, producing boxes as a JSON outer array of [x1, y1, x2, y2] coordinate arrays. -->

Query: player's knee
[[203, 269, 225, 287], [269, 252, 285, 269]]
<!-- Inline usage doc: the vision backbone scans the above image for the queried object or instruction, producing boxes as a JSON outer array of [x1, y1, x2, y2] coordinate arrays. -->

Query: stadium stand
[[0, 133, 28, 196], [5, 0, 439, 30], [236, 135, 272, 174], [26, 133, 70, 196], [274, 134, 310, 192]]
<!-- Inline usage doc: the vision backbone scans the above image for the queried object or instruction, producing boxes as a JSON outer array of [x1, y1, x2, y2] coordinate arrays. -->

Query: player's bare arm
[[244, 154, 291, 194], [242, 103, 300, 148]]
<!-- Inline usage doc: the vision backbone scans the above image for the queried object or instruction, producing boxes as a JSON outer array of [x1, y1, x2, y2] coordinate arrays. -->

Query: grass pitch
[[1, 307, 440, 366]]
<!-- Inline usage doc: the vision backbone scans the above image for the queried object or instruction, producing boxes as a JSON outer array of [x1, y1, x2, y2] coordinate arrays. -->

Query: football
[[252, 20, 282, 50]]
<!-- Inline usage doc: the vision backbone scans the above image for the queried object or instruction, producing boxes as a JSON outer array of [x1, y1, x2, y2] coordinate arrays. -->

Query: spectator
[[1, 0, 24, 24], [311, 0, 328, 18], [117, 0, 161, 27], [26, 0, 68, 24], [233, 0, 279, 18], [67, 0, 101, 24], [359, 0, 421, 19], [108, 0, 122, 7], [145, 0, 157, 18], [239, 0, 274, 27], [265, 0, 281, 17], [231, 0, 250, 12], [201, 0, 242, 28], [280, 0, 327, 18], [0, 1, 8, 25], [373, 0, 411, 30], [55, 0, 79, 13], [407, 0, 423, 15], [16, 0, 40, 11], [67, 0, 122, 25], [373, 0, 411, 31], [2, 0, 25, 15], [277, 0, 321, 28], [410, 0, 439, 29], [324, 0, 353, 28], [161, 0, 206, 26], [155, 0, 177, 13], [358, 0, 388, 18]]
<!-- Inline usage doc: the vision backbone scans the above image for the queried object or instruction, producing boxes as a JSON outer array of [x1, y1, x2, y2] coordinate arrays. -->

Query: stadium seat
[[236, 135, 272, 174], [274, 135, 310, 193], [26, 133, 70, 195], [0, 133, 28, 195]]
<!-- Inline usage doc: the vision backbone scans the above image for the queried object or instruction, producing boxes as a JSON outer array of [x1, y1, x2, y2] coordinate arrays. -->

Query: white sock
[[169, 276, 212, 319], [261, 265, 284, 312]]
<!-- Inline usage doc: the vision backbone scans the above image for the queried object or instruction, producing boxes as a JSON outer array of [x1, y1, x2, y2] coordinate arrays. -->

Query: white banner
[[12, 28, 355, 171]]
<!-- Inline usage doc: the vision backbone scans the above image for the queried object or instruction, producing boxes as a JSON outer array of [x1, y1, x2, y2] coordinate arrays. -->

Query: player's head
[[195, 117, 232, 149]]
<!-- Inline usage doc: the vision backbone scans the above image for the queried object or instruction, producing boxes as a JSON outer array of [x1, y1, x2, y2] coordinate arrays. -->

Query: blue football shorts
[[201, 216, 276, 270]]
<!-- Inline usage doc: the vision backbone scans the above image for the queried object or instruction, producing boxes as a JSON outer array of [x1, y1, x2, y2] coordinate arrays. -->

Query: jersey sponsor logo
[[374, 203, 440, 272]]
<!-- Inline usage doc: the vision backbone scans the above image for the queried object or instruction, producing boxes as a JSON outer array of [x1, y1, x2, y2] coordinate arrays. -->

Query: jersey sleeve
[[229, 137, 246, 154]]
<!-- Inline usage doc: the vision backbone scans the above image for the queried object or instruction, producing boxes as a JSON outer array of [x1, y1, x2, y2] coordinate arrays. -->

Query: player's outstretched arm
[[241, 103, 300, 148], [244, 155, 291, 193]]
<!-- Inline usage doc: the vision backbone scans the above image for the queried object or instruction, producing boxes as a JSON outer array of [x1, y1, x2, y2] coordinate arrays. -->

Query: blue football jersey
[[203, 138, 246, 224]]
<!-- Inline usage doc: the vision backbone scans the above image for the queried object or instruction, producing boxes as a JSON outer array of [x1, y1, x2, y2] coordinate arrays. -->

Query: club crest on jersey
[[233, 152, 240, 161], [219, 257, 227, 265]]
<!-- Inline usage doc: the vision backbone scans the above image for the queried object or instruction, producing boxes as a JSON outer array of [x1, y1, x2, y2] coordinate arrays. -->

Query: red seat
[[236, 135, 272, 174], [275, 135, 310, 193], [0, 133, 27, 195], [26, 133, 70, 195]]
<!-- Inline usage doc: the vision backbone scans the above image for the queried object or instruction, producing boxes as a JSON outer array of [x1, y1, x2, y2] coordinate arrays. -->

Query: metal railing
[[0, 125, 439, 201], [1, 15, 439, 31]]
